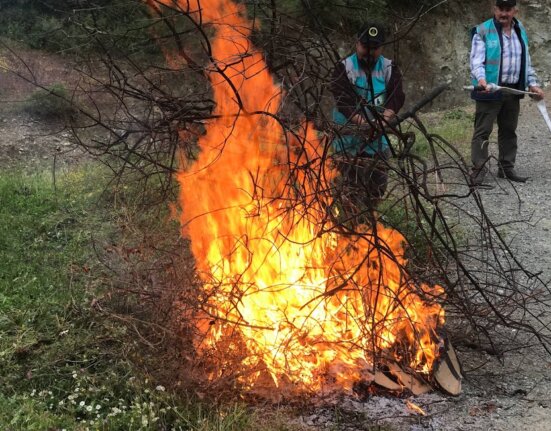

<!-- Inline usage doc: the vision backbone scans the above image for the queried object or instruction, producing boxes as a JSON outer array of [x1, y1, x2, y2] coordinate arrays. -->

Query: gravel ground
[[465, 92, 551, 282]]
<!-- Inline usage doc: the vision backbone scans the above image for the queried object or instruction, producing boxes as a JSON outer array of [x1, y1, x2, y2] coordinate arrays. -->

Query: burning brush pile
[[151, 0, 461, 398]]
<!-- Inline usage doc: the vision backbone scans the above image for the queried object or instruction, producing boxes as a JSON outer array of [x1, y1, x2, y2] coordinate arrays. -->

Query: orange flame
[[155, 0, 445, 394], [406, 400, 427, 416]]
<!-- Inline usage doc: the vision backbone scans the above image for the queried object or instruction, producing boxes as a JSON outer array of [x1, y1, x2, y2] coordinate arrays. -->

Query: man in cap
[[469, 0, 544, 186], [330, 22, 405, 211]]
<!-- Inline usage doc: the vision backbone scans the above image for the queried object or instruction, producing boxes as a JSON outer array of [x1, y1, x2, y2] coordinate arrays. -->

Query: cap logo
[[368, 27, 379, 37]]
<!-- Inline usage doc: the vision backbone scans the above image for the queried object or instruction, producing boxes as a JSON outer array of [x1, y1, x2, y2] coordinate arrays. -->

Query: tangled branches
[[7, 0, 551, 395]]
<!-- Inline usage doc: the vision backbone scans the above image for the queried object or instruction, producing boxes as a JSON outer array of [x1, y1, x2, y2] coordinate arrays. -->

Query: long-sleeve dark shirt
[[330, 57, 406, 120]]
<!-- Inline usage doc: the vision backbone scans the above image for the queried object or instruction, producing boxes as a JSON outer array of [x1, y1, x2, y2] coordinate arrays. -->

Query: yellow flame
[[406, 400, 427, 416], [153, 0, 446, 394]]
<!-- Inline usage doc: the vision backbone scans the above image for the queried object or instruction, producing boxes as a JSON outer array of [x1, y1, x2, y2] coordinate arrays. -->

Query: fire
[[406, 400, 427, 416], [153, 0, 445, 394]]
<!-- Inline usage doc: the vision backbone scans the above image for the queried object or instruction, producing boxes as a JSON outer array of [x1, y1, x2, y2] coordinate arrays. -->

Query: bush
[[443, 108, 473, 121], [251, 0, 387, 35], [23, 83, 77, 120], [0, 0, 158, 56]]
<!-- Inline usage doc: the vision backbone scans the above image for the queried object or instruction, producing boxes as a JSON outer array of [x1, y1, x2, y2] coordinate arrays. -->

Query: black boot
[[470, 166, 492, 187], [497, 168, 529, 183]]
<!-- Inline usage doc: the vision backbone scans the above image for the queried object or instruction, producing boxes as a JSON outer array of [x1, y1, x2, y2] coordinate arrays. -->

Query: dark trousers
[[335, 150, 390, 210], [471, 94, 520, 172]]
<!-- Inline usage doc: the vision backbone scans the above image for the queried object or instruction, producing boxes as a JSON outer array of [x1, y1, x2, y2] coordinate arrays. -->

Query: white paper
[[537, 100, 551, 134]]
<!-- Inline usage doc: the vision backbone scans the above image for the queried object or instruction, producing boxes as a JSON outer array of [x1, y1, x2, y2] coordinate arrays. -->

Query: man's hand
[[351, 113, 366, 125], [477, 78, 488, 91], [383, 109, 396, 122], [529, 85, 544, 101]]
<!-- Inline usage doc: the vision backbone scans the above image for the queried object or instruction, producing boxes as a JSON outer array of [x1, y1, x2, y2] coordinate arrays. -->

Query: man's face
[[356, 41, 382, 64], [494, 6, 517, 27]]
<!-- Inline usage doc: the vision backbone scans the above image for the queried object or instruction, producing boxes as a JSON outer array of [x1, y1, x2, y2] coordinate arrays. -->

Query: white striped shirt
[[470, 23, 538, 87]]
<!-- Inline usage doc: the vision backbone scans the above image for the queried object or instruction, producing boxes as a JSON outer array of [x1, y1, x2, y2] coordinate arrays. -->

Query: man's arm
[[384, 63, 405, 120], [470, 33, 488, 89], [526, 49, 545, 100]]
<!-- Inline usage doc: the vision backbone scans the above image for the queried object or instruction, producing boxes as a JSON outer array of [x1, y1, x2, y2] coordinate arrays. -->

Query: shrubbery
[[1, 0, 444, 55], [23, 83, 77, 119], [0, 0, 156, 56]]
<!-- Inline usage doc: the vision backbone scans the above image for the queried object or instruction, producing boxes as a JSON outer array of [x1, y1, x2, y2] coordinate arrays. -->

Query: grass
[[407, 106, 474, 158], [0, 163, 396, 430], [0, 165, 303, 430]]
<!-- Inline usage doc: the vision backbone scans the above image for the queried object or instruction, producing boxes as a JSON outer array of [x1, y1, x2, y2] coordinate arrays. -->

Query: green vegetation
[[410, 107, 474, 158], [247, 0, 448, 42], [23, 82, 77, 119], [0, 166, 297, 430], [0, 0, 156, 56], [0, 0, 447, 56], [271, 0, 386, 30]]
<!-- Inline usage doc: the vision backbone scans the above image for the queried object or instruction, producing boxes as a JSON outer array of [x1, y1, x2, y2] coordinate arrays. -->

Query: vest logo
[[487, 39, 499, 49]]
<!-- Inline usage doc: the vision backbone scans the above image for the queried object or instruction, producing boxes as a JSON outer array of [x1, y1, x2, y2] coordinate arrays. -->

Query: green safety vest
[[332, 54, 392, 156], [471, 18, 529, 89]]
